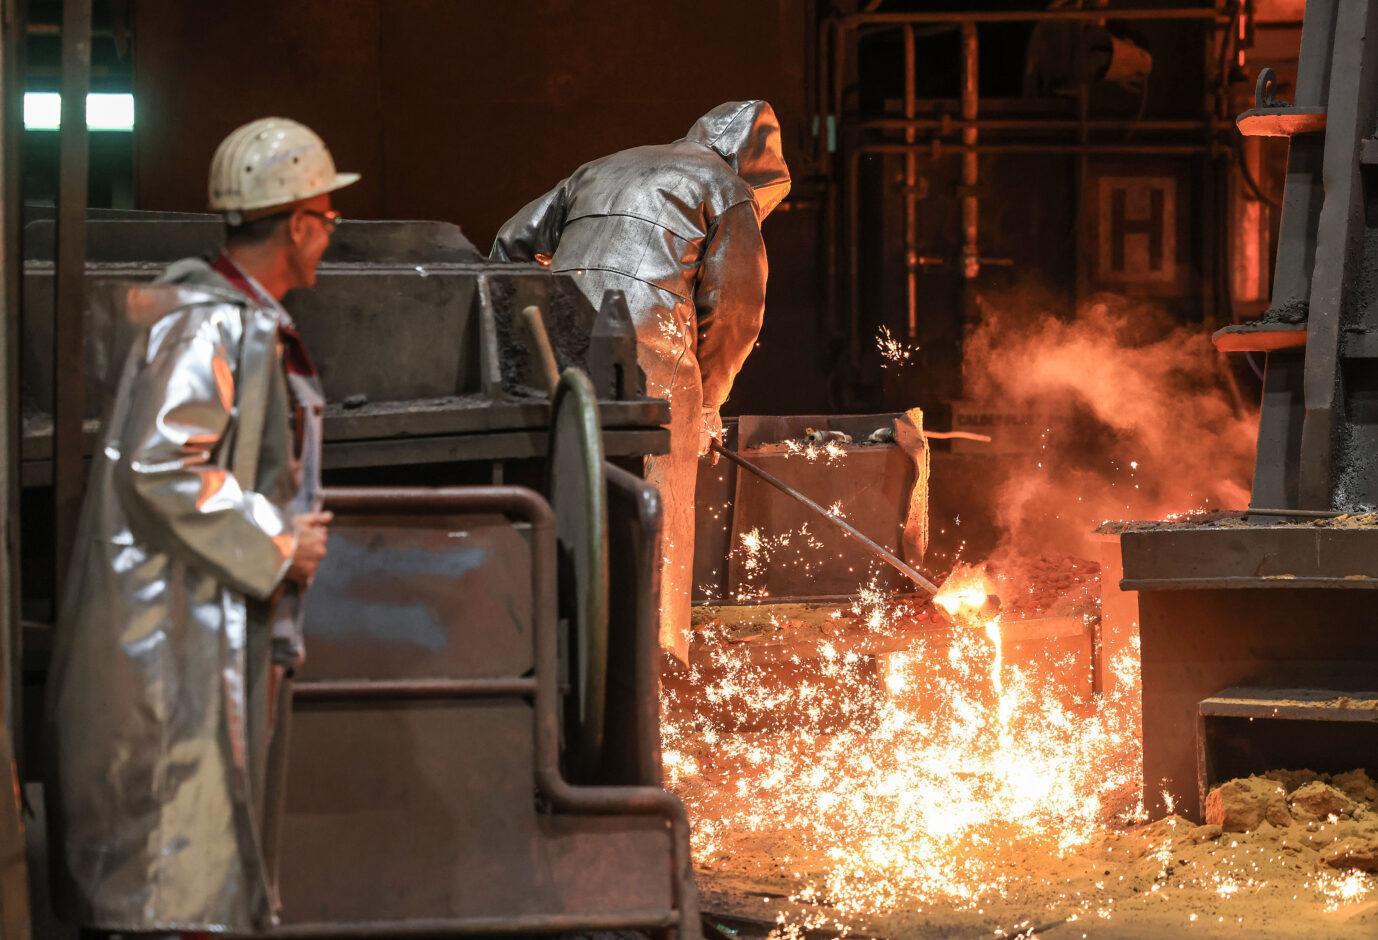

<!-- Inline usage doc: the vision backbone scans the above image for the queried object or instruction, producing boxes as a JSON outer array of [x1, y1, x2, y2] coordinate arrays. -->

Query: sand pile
[[690, 768, 1378, 938], [1199, 770, 1378, 874]]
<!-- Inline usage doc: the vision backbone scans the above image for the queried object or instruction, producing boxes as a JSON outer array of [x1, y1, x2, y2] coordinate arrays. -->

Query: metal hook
[[1255, 67, 1287, 109]]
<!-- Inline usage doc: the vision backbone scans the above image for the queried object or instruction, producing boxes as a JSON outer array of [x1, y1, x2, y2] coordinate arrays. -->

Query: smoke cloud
[[962, 292, 1258, 561]]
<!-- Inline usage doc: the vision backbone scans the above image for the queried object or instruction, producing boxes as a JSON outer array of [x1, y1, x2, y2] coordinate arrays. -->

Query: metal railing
[[813, 3, 1238, 369]]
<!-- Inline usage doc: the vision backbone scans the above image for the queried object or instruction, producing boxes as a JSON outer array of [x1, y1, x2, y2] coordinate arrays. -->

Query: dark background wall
[[47, 0, 1293, 422], [127, 0, 832, 416]]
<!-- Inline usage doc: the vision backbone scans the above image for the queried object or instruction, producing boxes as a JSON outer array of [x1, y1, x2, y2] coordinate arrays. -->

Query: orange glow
[[195, 468, 228, 509], [212, 355, 235, 412], [932, 562, 996, 621], [272, 532, 295, 559]]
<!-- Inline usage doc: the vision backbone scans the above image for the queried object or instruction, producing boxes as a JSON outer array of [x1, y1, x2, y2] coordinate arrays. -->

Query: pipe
[[839, 7, 1227, 26], [853, 117, 1212, 133], [904, 25, 919, 339], [1, 0, 27, 777], [823, 18, 840, 349], [524, 488, 702, 940], [291, 677, 539, 701], [1076, 21, 1090, 305], [53, 0, 91, 595], [318, 485, 700, 939], [1246, 507, 1345, 519], [847, 147, 861, 369], [271, 911, 681, 938], [849, 142, 1209, 156], [960, 22, 979, 281], [519, 304, 560, 393]]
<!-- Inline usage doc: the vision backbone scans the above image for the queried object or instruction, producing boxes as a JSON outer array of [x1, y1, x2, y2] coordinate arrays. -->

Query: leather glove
[[699, 408, 724, 458]]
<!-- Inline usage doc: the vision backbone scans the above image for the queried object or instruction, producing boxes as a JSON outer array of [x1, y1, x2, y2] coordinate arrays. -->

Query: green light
[[24, 92, 134, 131]]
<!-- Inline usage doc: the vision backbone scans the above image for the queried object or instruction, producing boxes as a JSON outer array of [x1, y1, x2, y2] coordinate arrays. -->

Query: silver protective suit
[[45, 257, 306, 933], [493, 100, 790, 659]]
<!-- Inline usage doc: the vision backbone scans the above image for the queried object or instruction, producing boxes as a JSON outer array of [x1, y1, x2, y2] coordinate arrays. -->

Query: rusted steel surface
[[1199, 687, 1378, 723], [1131, 587, 1378, 821], [277, 486, 699, 938], [1125, 0, 1378, 827], [1119, 524, 1378, 590], [602, 463, 664, 787]]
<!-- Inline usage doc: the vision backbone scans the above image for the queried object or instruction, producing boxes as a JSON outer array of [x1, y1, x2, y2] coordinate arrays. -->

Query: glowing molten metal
[[932, 562, 999, 622]]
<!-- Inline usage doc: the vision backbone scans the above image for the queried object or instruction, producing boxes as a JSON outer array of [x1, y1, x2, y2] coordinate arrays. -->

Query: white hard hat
[[208, 116, 359, 223]]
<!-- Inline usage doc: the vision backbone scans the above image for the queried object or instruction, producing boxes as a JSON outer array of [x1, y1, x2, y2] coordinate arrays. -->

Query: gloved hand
[[699, 407, 724, 458]]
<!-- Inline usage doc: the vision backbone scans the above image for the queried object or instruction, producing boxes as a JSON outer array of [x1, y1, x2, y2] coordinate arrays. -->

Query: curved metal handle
[[1255, 67, 1282, 109], [548, 369, 609, 779]]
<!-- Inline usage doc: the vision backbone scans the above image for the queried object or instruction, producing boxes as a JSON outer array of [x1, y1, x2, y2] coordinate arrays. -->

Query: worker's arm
[[113, 308, 295, 601], [491, 177, 572, 262], [695, 201, 768, 413]]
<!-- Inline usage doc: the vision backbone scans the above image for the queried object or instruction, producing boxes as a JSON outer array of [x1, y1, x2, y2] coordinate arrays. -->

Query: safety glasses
[[300, 208, 342, 234]]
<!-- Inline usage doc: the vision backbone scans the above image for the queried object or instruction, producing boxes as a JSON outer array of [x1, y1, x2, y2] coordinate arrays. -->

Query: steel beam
[[1299, 0, 1376, 506], [52, 0, 90, 591]]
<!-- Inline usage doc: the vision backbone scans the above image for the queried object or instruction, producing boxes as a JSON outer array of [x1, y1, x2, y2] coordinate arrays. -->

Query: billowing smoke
[[962, 293, 1257, 561]]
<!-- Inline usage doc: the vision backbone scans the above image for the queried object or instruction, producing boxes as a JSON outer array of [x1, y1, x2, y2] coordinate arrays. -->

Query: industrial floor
[[691, 805, 1378, 939], [670, 584, 1378, 939]]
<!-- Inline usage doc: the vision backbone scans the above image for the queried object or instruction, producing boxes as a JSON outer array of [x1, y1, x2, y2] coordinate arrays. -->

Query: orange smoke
[[963, 293, 1257, 558]]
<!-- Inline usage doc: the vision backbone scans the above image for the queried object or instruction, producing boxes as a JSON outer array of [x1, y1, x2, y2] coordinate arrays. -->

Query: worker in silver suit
[[493, 100, 790, 661], [45, 116, 357, 934]]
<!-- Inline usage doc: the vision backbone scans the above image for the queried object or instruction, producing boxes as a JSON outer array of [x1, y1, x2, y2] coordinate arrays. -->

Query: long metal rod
[[847, 149, 861, 369], [292, 677, 538, 701], [841, 7, 1226, 25], [53, 0, 91, 595], [270, 910, 681, 938], [1247, 506, 1345, 518], [709, 440, 940, 596]]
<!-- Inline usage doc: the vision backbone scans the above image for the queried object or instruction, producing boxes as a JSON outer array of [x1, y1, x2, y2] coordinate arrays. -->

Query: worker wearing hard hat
[[493, 100, 790, 662], [45, 117, 356, 933]]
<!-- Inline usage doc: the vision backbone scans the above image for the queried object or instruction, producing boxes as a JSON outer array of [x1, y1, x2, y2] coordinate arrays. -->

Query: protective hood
[[684, 100, 791, 220]]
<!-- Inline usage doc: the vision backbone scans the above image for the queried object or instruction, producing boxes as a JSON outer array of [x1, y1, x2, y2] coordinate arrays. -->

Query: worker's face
[[285, 194, 338, 289]]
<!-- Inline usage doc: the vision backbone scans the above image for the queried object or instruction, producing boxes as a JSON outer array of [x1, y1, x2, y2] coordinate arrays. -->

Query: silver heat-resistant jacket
[[492, 100, 790, 657], [45, 259, 302, 933]]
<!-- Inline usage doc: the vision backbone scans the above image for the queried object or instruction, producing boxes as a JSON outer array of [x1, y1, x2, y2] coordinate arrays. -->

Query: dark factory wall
[[129, 0, 831, 415], [131, 1, 811, 238], [125, 2, 1299, 421]]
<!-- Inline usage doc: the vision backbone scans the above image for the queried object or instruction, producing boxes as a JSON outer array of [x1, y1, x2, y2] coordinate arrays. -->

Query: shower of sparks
[[1316, 869, 1375, 912], [662, 562, 1145, 921], [729, 523, 831, 602], [782, 438, 849, 465], [877, 325, 920, 368]]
